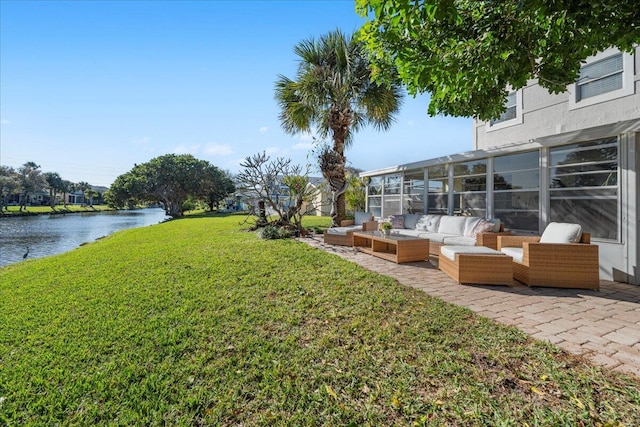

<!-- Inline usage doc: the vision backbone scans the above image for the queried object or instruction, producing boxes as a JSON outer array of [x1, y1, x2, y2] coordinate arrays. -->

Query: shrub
[[258, 225, 292, 240]]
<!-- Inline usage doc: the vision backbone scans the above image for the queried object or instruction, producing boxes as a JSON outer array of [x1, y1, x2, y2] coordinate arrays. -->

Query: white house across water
[[361, 47, 639, 285]]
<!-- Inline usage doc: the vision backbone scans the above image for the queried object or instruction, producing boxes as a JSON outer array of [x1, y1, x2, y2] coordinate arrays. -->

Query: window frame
[[486, 89, 523, 131], [568, 48, 634, 110]]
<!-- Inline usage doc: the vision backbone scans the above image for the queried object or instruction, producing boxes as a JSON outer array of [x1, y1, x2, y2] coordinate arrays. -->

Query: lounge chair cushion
[[500, 247, 524, 263], [354, 211, 373, 226], [440, 245, 504, 261], [442, 236, 477, 246], [539, 222, 582, 244], [326, 225, 360, 236]]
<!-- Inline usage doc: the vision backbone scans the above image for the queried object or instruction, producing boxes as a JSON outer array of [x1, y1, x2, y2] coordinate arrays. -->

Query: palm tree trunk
[[330, 106, 351, 225]]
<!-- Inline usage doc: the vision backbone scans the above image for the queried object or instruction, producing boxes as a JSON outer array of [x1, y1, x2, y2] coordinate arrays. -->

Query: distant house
[[361, 47, 639, 284], [303, 177, 331, 216]]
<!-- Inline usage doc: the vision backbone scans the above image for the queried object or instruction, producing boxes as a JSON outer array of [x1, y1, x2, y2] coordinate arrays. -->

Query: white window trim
[[568, 48, 635, 110], [485, 89, 523, 132]]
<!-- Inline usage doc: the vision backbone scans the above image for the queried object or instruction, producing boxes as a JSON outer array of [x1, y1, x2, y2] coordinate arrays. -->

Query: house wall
[[473, 47, 640, 150]]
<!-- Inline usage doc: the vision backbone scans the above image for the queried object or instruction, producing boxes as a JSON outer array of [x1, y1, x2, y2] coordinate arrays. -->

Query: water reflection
[[0, 208, 169, 268]]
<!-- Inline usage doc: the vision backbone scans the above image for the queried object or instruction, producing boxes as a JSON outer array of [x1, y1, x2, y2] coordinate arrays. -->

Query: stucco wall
[[473, 47, 640, 150]]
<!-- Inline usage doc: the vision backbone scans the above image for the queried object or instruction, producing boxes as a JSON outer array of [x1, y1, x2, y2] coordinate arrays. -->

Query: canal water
[[0, 208, 170, 268]]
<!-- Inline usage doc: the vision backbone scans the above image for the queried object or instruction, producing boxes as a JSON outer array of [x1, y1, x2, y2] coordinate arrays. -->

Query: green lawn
[[1, 213, 638, 426], [2, 204, 113, 216]]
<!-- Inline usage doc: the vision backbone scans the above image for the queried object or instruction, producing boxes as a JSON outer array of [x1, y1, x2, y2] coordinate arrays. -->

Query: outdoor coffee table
[[352, 231, 430, 264]]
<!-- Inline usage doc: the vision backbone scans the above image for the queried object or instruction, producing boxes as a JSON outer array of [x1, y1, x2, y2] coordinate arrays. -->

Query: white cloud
[[259, 126, 269, 133], [265, 146, 280, 155], [204, 143, 233, 156]]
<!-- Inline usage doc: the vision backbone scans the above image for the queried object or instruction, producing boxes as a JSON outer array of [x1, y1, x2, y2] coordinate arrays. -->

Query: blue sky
[[1, 0, 471, 187]]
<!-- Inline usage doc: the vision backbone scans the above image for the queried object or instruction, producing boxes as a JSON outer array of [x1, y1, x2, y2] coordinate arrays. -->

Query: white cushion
[[394, 229, 423, 238], [437, 216, 467, 235], [463, 217, 482, 237], [416, 232, 453, 243], [540, 222, 582, 244], [500, 247, 523, 263], [443, 236, 477, 246], [354, 211, 372, 226], [326, 225, 361, 236], [415, 214, 442, 232], [403, 213, 422, 230], [440, 245, 504, 261]]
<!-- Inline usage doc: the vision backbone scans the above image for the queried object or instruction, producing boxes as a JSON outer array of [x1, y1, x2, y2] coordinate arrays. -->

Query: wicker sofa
[[498, 222, 599, 290], [382, 214, 509, 256], [323, 212, 378, 246]]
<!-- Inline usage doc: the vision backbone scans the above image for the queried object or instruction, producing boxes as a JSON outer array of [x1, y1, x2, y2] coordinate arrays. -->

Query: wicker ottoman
[[439, 246, 513, 285]]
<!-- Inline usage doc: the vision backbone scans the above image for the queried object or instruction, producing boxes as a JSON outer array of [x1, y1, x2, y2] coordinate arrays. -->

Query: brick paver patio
[[301, 235, 640, 378]]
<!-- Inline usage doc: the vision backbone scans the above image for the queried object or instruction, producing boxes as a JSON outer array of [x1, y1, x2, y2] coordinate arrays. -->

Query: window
[[366, 176, 382, 218], [577, 53, 623, 101], [493, 151, 540, 232], [382, 174, 402, 217], [453, 159, 487, 217], [487, 90, 523, 131], [427, 165, 449, 214], [569, 49, 634, 109], [403, 170, 425, 214], [549, 137, 618, 240]]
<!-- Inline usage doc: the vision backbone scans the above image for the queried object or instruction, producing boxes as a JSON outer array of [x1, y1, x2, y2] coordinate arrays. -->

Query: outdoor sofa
[[380, 214, 509, 256]]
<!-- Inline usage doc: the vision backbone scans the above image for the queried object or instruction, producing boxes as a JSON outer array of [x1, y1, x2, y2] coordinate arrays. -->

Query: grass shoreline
[[0, 204, 116, 217], [1, 213, 638, 425]]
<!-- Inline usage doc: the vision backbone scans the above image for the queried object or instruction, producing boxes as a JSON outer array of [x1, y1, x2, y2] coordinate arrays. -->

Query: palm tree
[[44, 172, 63, 209], [275, 29, 402, 226]]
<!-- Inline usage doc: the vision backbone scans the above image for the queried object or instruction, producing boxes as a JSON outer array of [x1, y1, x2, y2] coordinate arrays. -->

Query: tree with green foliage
[[60, 180, 73, 208], [75, 181, 92, 207], [44, 172, 64, 209], [17, 162, 45, 211], [344, 168, 366, 214], [199, 165, 235, 212], [275, 29, 402, 226], [357, 0, 640, 120], [106, 154, 230, 218], [0, 166, 20, 212]]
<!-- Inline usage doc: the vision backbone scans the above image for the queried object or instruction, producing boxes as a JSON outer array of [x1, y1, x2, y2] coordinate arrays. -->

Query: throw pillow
[[471, 219, 496, 238], [540, 222, 582, 243], [354, 211, 373, 226]]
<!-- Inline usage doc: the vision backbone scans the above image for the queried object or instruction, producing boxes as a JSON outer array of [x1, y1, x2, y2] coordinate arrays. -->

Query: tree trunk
[[329, 105, 351, 225], [257, 200, 268, 226]]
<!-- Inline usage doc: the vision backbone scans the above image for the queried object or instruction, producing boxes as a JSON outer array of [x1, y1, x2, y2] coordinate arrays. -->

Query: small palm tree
[[275, 29, 402, 225]]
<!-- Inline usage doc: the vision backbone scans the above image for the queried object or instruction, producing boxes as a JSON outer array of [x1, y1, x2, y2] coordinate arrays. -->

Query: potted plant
[[380, 221, 393, 236]]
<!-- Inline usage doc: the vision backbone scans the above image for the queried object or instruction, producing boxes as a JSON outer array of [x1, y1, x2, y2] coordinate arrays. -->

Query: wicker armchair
[[497, 223, 599, 290]]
